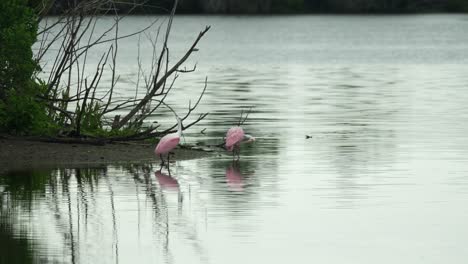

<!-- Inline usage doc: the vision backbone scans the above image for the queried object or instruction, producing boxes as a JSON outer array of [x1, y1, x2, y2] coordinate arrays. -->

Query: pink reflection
[[226, 164, 244, 191], [155, 170, 179, 190]]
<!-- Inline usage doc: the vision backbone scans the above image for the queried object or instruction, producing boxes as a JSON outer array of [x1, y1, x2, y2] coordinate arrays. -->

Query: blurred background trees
[[43, 0, 468, 14]]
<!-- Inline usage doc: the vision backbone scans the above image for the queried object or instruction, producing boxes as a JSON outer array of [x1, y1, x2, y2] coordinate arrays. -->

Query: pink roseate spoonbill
[[225, 126, 255, 160], [155, 115, 182, 166]]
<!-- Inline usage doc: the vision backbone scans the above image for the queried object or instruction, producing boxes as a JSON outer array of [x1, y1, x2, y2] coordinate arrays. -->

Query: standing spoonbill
[[155, 115, 182, 166], [225, 126, 255, 160]]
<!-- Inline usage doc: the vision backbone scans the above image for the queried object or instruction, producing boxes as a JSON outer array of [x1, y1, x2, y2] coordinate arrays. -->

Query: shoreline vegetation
[[46, 0, 468, 14], [0, 0, 220, 171], [1, 0, 210, 144]]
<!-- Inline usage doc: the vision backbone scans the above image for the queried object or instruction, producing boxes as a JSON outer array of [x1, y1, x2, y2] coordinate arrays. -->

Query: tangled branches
[[35, 0, 210, 142]]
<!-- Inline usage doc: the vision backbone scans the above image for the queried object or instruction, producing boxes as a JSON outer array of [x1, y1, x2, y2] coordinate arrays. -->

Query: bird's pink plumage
[[155, 135, 180, 155], [225, 127, 244, 151]]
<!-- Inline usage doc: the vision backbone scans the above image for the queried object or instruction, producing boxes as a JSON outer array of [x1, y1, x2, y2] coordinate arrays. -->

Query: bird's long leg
[[235, 145, 240, 161], [167, 153, 171, 169], [160, 154, 165, 167]]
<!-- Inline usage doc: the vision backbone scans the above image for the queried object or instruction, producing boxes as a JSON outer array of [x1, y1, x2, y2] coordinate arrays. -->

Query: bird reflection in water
[[155, 169, 183, 207], [226, 161, 246, 192], [153, 169, 209, 263], [155, 170, 179, 190]]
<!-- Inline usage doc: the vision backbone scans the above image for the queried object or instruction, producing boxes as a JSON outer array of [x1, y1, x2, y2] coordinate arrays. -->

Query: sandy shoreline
[[0, 136, 214, 173]]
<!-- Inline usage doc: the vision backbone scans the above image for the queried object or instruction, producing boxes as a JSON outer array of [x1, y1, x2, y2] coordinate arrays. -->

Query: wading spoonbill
[[225, 127, 255, 160], [155, 115, 182, 166]]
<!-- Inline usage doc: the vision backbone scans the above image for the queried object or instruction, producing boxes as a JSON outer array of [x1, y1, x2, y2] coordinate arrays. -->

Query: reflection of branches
[[104, 173, 119, 264], [65, 174, 77, 264], [44, 168, 104, 263], [75, 169, 90, 226], [0, 163, 214, 263], [138, 167, 173, 264], [134, 178, 142, 241]]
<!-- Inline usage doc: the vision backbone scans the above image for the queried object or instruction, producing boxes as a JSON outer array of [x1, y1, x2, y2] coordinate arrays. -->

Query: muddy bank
[[0, 137, 215, 173]]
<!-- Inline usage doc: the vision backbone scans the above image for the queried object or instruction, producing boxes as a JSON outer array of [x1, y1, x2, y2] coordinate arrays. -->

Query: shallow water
[[3, 15, 468, 263]]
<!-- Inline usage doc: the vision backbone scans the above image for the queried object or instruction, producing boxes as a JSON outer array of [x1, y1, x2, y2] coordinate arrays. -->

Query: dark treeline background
[[47, 0, 468, 14]]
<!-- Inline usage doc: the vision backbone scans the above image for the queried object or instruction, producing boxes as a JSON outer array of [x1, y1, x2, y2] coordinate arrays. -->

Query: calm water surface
[[3, 15, 468, 263]]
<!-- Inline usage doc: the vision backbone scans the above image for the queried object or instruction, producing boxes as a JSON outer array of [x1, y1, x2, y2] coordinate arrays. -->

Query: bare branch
[[102, 9, 120, 114], [113, 25, 211, 130], [176, 64, 197, 73], [237, 106, 253, 126], [36, 0, 211, 142], [75, 50, 111, 135]]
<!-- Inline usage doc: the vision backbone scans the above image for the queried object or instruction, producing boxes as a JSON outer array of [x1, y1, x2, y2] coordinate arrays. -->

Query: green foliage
[[0, 0, 54, 135], [0, 0, 38, 97], [85, 125, 141, 138], [79, 102, 103, 132], [0, 84, 56, 135]]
